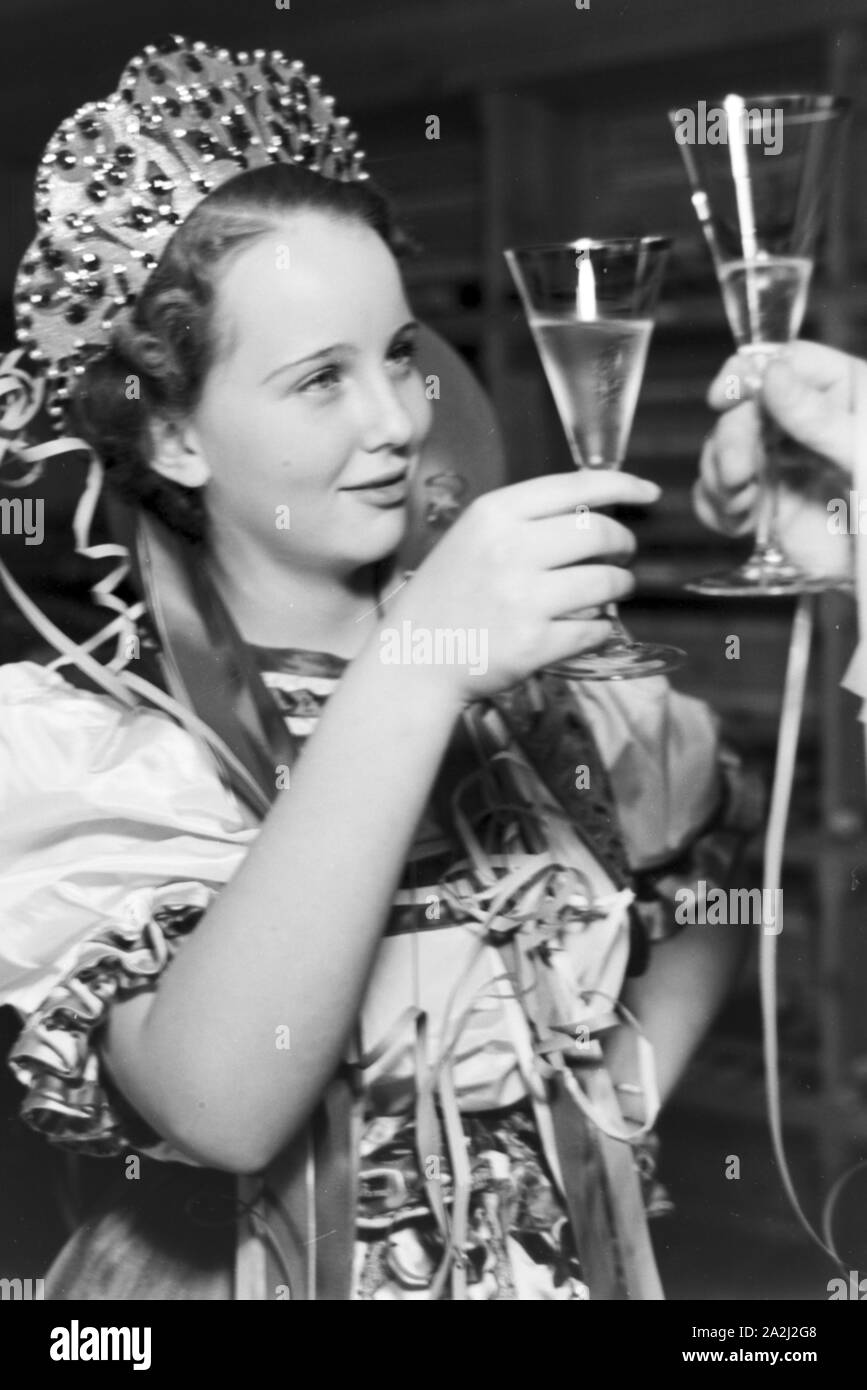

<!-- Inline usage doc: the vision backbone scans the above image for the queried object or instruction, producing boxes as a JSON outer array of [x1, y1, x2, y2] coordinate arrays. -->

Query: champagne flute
[[670, 93, 851, 595], [505, 236, 686, 680]]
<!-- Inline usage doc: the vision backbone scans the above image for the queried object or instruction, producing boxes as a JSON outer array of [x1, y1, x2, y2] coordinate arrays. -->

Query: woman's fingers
[[537, 562, 637, 617], [397, 469, 659, 697], [498, 468, 660, 519], [538, 618, 617, 669], [524, 510, 638, 569]]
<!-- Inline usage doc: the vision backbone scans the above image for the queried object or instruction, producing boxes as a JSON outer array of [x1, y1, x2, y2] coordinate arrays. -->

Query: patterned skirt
[[354, 1103, 589, 1300]]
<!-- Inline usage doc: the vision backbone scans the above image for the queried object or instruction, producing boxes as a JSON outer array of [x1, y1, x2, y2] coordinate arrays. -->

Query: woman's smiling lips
[[340, 467, 410, 507]]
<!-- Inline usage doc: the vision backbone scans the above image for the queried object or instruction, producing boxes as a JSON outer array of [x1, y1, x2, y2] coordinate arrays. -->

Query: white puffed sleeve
[[0, 661, 258, 1158]]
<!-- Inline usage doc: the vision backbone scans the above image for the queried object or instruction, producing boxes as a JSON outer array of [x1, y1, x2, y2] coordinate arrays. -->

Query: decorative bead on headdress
[[13, 34, 367, 425]]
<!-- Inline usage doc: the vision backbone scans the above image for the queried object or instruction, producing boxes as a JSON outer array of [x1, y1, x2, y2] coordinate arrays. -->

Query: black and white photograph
[[1, 0, 867, 1346]]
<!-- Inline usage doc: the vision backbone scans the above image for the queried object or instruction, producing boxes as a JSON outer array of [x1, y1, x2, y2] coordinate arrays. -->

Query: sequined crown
[[13, 34, 366, 425]]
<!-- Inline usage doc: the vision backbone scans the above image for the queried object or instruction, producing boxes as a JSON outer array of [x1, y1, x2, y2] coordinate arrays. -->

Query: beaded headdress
[[0, 35, 367, 775], [13, 33, 366, 424]]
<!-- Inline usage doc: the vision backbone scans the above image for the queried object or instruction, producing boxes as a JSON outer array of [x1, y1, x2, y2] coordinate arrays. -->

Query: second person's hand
[[694, 342, 864, 583], [707, 340, 867, 478]]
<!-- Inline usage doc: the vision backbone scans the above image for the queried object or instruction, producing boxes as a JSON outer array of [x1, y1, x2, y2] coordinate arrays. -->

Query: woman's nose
[[358, 371, 416, 452]]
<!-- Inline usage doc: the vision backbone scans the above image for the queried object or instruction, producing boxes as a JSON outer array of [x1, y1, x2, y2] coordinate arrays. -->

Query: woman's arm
[[105, 642, 463, 1172], [612, 919, 749, 1114]]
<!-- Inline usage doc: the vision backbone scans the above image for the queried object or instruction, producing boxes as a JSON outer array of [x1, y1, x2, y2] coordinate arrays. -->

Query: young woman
[[0, 39, 757, 1299]]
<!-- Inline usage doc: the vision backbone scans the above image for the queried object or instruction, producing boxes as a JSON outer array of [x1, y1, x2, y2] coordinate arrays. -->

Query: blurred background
[[3, 0, 867, 1299]]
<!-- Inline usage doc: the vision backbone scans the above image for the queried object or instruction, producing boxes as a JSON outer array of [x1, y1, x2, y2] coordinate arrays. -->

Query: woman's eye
[[388, 339, 417, 371], [299, 365, 342, 394]]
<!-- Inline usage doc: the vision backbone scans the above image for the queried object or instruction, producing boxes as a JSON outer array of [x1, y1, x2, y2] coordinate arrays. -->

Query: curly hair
[[71, 163, 407, 543]]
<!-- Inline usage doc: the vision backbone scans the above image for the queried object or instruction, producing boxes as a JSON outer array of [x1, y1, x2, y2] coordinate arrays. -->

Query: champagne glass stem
[[739, 352, 793, 582], [601, 603, 634, 647], [577, 488, 639, 654], [752, 405, 786, 566]]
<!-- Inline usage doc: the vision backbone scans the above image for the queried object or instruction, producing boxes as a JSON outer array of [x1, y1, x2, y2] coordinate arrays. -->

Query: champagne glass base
[[546, 639, 686, 682], [685, 561, 840, 597]]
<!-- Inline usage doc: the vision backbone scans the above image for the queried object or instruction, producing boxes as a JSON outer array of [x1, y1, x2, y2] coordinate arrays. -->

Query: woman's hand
[[384, 468, 660, 701]]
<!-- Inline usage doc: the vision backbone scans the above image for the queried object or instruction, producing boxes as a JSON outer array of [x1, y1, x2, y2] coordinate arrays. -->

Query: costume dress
[[0, 639, 759, 1299]]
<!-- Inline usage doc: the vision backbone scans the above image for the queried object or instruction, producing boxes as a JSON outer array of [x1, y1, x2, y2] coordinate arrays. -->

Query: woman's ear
[[149, 415, 211, 489]]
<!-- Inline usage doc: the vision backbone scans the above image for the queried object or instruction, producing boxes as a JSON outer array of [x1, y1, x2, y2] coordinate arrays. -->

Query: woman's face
[[182, 209, 432, 577]]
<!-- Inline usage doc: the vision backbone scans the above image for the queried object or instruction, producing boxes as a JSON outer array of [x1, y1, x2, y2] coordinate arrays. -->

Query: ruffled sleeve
[[9, 893, 211, 1158], [0, 661, 258, 1158]]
